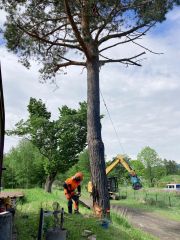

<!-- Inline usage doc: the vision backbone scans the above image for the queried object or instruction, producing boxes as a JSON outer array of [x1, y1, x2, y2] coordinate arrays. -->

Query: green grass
[[3, 188, 157, 240], [112, 187, 180, 221], [111, 213, 157, 240]]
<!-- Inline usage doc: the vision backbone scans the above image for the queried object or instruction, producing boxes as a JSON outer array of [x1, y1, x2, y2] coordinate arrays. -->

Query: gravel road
[[111, 204, 180, 240]]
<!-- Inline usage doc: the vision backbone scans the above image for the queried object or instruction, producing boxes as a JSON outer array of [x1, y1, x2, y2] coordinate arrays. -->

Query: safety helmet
[[74, 172, 83, 181]]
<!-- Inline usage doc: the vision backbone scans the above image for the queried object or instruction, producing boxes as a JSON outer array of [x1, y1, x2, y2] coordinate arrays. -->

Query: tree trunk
[[87, 57, 110, 216], [149, 166, 153, 187], [44, 175, 55, 193]]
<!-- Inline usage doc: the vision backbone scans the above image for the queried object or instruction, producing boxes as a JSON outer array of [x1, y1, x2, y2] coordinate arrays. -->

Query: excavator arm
[[87, 154, 142, 194], [106, 155, 135, 175], [106, 155, 142, 190]]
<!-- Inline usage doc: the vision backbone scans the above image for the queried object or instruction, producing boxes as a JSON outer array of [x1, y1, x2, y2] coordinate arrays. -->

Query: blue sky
[[0, 6, 180, 163], [150, 7, 180, 36]]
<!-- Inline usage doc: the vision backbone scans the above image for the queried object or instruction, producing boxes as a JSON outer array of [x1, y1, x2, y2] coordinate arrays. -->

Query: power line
[[100, 89, 125, 154]]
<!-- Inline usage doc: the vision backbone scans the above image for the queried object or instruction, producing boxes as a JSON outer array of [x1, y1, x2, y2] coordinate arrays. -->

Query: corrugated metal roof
[[0, 191, 24, 199]]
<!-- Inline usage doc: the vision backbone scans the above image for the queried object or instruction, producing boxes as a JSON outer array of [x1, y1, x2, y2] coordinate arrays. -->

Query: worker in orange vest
[[63, 172, 83, 214]]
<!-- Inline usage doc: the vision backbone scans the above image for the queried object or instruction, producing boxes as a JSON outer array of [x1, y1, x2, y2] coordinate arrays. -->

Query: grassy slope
[[10, 188, 156, 240], [158, 174, 180, 183]]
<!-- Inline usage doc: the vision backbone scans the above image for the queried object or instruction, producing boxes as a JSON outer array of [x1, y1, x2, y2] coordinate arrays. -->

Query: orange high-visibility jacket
[[63, 177, 81, 195]]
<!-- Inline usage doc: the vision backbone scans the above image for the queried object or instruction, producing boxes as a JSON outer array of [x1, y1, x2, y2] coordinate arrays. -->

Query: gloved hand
[[65, 193, 71, 200], [76, 192, 81, 197]]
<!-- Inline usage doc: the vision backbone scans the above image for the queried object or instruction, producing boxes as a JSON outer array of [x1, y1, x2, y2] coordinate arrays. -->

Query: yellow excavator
[[88, 154, 142, 200]]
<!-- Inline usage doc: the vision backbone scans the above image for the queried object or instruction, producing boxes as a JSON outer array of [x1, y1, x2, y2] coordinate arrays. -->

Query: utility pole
[[0, 64, 5, 192]]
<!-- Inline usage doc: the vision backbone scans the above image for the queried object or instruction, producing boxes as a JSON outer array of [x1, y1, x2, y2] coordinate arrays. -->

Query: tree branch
[[100, 52, 146, 67], [99, 23, 155, 53], [94, 3, 120, 42], [98, 23, 147, 45], [57, 38, 79, 43], [16, 21, 82, 51], [54, 60, 86, 72], [126, 36, 163, 55], [42, 23, 68, 37], [64, 0, 90, 59]]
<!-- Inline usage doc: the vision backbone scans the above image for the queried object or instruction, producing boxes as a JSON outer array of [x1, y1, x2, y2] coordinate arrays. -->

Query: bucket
[[101, 219, 110, 229], [46, 228, 67, 240], [0, 212, 12, 240]]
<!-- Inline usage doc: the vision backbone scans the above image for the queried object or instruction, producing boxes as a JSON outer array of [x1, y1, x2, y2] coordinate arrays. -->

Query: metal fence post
[[37, 208, 44, 240]]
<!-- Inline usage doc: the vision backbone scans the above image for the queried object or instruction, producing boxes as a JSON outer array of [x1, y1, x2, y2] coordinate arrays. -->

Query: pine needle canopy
[[1, 0, 179, 79]]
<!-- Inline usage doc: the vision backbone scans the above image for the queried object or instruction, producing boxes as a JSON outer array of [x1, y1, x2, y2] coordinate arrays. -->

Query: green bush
[[157, 175, 180, 188], [156, 200, 166, 208], [145, 198, 156, 206]]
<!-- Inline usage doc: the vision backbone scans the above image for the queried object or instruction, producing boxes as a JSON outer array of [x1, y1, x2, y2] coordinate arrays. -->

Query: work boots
[[74, 209, 80, 214]]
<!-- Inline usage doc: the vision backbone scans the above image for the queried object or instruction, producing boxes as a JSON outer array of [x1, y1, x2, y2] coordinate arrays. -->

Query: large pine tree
[[1, 0, 179, 215]]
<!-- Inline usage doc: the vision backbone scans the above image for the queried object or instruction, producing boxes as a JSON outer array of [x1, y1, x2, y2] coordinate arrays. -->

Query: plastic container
[[101, 219, 110, 229]]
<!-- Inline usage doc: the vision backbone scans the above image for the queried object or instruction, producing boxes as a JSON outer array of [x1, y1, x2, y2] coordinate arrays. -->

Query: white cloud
[[167, 7, 180, 21], [0, 10, 6, 27]]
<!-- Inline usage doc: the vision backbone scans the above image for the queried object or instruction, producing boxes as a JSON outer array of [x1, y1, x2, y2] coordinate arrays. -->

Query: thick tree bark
[[44, 175, 55, 193], [78, 0, 110, 216], [87, 56, 110, 216]]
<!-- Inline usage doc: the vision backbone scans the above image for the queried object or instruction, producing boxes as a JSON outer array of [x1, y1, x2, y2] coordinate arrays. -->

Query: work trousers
[[68, 195, 79, 214]]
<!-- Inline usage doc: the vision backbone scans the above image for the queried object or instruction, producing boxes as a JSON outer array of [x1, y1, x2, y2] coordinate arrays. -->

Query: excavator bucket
[[130, 176, 142, 190]]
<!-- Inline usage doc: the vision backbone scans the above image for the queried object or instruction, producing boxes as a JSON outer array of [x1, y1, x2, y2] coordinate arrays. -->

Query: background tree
[[3, 139, 46, 188], [151, 164, 167, 186], [7, 98, 87, 192], [58, 149, 91, 186], [131, 160, 145, 178], [1, 0, 179, 213], [163, 159, 179, 175], [137, 146, 163, 187]]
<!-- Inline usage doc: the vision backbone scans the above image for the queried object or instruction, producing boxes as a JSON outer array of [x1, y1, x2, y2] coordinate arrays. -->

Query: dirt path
[[80, 197, 180, 240], [111, 204, 180, 240]]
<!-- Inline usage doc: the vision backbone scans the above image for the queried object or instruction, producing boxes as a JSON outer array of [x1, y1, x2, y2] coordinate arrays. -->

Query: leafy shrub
[[145, 198, 156, 206], [156, 200, 166, 208]]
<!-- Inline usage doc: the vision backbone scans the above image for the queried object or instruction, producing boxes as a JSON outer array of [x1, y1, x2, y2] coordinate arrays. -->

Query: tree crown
[[1, 0, 179, 79]]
